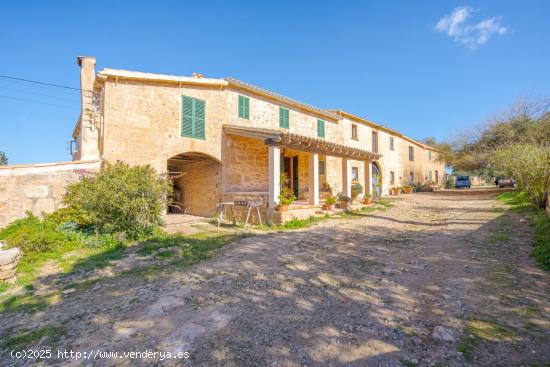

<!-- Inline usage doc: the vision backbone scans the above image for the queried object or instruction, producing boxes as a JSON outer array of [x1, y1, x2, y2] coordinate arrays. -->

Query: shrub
[[325, 196, 337, 205], [351, 183, 363, 199], [63, 161, 171, 239], [492, 144, 550, 208], [278, 173, 296, 206], [0, 213, 79, 255]]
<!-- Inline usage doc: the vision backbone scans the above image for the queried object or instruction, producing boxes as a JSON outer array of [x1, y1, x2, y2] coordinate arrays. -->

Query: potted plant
[[323, 196, 337, 210], [337, 193, 351, 210], [351, 183, 363, 202], [277, 173, 296, 212], [390, 186, 401, 196], [403, 185, 413, 194], [363, 193, 372, 204]]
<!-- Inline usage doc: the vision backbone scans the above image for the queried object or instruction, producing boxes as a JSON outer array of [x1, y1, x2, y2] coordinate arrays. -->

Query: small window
[[351, 124, 358, 140], [317, 119, 325, 138], [428, 171, 433, 181], [428, 150, 432, 160], [408, 146, 414, 161], [435, 170, 439, 183], [390, 171, 395, 185], [238, 95, 249, 119], [409, 172, 414, 183], [279, 107, 289, 128], [352, 167, 359, 181], [319, 160, 325, 175], [181, 95, 206, 140], [389, 136, 395, 151], [372, 131, 378, 153]]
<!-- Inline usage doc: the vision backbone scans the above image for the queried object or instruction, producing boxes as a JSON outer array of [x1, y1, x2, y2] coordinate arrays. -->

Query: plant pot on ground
[[277, 173, 296, 212], [403, 186, 413, 194], [390, 187, 401, 196], [322, 196, 337, 210], [351, 183, 363, 202], [363, 194, 372, 204], [337, 193, 351, 210]]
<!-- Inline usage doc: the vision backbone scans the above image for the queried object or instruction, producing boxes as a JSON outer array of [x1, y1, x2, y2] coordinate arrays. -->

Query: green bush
[[0, 213, 79, 255], [63, 161, 171, 239], [492, 144, 550, 208]]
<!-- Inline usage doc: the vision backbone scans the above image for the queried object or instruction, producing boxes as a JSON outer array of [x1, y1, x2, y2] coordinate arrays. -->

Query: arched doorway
[[167, 152, 221, 217], [372, 161, 382, 200]]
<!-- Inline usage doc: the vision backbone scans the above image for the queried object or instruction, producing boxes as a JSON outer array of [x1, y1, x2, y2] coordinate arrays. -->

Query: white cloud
[[435, 6, 508, 49]]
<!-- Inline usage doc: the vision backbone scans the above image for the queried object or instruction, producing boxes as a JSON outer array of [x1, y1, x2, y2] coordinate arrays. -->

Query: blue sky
[[0, 0, 549, 164]]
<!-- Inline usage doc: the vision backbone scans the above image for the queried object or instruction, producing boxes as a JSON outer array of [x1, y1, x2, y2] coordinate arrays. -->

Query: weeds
[[497, 191, 550, 270]]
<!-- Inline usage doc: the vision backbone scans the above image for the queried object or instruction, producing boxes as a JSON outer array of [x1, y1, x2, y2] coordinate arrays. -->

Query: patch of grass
[[486, 233, 510, 244], [0, 283, 8, 294], [458, 317, 518, 361], [465, 318, 517, 341], [139, 231, 236, 266], [0, 292, 60, 314], [377, 198, 395, 208], [497, 191, 550, 270], [0, 325, 64, 351]]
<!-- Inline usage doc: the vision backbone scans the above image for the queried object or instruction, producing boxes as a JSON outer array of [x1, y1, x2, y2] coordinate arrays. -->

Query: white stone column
[[342, 158, 352, 197], [308, 153, 319, 205], [364, 161, 373, 196], [268, 145, 281, 209]]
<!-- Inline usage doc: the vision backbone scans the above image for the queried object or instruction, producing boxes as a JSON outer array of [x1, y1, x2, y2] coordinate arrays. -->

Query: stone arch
[[167, 152, 221, 217]]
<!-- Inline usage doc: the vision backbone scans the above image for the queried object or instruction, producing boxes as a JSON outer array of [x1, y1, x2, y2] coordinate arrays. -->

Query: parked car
[[455, 176, 471, 189], [495, 177, 515, 188]]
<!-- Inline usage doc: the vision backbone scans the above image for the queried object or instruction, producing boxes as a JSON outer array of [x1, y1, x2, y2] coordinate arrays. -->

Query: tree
[[0, 151, 7, 165]]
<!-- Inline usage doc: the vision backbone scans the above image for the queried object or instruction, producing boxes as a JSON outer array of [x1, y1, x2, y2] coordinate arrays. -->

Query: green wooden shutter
[[181, 96, 193, 137], [181, 96, 205, 139], [194, 99, 205, 139], [238, 95, 249, 119], [317, 119, 325, 138], [279, 107, 289, 128]]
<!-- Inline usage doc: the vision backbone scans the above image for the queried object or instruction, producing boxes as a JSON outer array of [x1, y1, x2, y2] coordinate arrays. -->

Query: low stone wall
[[0, 160, 101, 228]]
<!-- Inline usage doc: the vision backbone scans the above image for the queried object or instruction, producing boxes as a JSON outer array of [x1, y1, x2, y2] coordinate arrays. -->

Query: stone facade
[[0, 160, 100, 228], [0, 56, 446, 227]]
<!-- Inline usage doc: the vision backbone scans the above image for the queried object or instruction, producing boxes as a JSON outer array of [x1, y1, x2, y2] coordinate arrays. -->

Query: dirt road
[[1, 190, 549, 366]]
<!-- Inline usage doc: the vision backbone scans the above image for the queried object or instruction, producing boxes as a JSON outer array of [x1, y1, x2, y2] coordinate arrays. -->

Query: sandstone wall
[[175, 159, 220, 217], [223, 135, 268, 193], [0, 160, 101, 228]]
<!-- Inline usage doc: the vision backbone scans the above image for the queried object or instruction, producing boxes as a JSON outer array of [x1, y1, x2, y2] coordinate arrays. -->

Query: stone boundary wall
[[0, 160, 101, 228]]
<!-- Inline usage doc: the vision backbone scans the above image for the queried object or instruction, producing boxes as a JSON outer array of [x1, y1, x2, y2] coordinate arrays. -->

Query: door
[[292, 156, 299, 198], [372, 163, 381, 199]]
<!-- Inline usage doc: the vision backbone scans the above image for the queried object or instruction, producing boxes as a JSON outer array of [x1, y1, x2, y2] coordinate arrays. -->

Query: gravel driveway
[[1, 190, 549, 366]]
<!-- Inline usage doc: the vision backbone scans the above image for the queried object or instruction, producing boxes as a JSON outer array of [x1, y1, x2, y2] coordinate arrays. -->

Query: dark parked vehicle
[[495, 177, 515, 188], [455, 176, 471, 189]]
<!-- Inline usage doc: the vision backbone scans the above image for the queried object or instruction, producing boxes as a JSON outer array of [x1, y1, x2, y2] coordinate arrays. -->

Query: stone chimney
[[76, 56, 100, 160]]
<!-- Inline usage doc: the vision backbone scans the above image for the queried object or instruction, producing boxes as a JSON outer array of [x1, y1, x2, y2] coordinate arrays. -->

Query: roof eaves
[[225, 78, 341, 121], [96, 68, 228, 87]]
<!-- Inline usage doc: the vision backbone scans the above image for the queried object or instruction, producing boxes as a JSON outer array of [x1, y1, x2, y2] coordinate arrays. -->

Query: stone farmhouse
[[0, 56, 445, 226]]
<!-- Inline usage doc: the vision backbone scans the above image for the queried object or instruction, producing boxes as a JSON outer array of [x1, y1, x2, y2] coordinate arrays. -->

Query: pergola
[[223, 125, 382, 210]]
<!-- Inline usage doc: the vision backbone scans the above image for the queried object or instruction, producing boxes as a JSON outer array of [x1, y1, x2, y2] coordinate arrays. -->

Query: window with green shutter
[[317, 119, 325, 138], [181, 96, 206, 139], [279, 107, 289, 128], [238, 95, 249, 119]]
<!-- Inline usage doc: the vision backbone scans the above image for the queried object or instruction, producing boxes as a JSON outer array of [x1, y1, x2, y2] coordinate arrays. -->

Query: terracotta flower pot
[[322, 204, 335, 210], [391, 188, 401, 196], [338, 202, 350, 209], [404, 187, 413, 194], [277, 204, 289, 212], [364, 198, 372, 204]]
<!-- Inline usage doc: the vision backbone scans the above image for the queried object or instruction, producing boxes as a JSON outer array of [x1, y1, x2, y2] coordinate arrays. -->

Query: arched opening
[[167, 152, 221, 217], [372, 161, 382, 199]]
